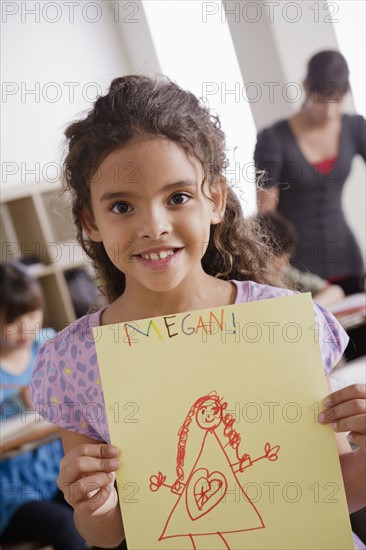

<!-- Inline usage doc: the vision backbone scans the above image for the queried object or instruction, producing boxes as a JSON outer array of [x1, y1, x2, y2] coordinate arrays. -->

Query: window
[[143, 0, 258, 215], [333, 1, 365, 117]]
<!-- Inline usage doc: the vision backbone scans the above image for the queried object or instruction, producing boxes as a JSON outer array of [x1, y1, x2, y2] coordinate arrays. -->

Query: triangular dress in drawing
[[159, 429, 265, 540]]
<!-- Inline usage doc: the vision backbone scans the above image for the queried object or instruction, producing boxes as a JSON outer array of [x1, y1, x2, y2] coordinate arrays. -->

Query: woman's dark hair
[[63, 74, 282, 302], [305, 50, 350, 97], [0, 262, 44, 323]]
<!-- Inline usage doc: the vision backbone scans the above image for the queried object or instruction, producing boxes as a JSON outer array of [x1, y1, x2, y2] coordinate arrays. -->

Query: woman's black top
[[254, 114, 366, 279]]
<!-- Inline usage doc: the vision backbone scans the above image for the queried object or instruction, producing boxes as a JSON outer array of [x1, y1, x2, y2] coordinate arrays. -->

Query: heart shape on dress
[[186, 468, 227, 520]]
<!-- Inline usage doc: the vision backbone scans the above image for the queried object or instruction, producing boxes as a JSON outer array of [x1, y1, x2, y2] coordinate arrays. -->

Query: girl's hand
[[58, 443, 120, 517], [319, 384, 366, 447]]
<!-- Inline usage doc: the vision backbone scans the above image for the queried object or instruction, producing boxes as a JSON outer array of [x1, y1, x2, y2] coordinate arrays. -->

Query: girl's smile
[[134, 247, 183, 271]]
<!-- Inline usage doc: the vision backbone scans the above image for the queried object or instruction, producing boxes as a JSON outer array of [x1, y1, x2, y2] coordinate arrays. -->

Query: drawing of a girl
[[150, 391, 280, 549]]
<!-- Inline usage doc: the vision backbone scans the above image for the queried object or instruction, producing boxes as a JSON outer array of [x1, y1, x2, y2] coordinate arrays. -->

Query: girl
[[0, 262, 87, 550], [30, 75, 365, 549], [149, 391, 280, 548]]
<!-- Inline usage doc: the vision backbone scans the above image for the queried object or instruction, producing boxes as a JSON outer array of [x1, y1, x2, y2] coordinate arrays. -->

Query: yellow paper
[[94, 293, 354, 550]]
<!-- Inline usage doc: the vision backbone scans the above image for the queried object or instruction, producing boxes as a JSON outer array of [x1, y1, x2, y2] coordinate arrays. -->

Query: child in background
[[0, 262, 87, 550], [256, 211, 346, 306], [30, 76, 366, 550]]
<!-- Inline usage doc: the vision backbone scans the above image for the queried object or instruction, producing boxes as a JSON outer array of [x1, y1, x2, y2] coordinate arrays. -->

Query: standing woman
[[254, 50, 365, 287]]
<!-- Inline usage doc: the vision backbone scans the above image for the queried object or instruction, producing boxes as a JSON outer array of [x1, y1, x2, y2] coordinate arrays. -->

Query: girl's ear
[[210, 177, 227, 225], [80, 207, 103, 242]]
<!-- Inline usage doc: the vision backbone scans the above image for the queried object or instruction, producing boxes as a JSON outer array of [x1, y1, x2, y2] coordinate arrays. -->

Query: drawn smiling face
[[196, 399, 222, 430]]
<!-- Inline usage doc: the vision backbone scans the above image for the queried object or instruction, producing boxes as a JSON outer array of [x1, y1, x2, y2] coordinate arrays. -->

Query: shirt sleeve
[[254, 126, 283, 188], [30, 321, 108, 443], [353, 114, 366, 161], [312, 301, 349, 375]]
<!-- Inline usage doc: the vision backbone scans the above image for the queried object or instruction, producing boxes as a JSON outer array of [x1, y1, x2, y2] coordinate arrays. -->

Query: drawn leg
[[217, 532, 230, 549], [190, 534, 230, 549]]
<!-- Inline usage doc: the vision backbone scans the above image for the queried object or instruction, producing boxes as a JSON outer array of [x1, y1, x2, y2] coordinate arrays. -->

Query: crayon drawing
[[150, 391, 280, 549], [95, 295, 354, 549]]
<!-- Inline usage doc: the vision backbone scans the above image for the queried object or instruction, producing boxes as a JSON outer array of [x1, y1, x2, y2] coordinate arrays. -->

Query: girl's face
[[82, 137, 226, 295], [196, 399, 222, 430], [1, 309, 43, 352]]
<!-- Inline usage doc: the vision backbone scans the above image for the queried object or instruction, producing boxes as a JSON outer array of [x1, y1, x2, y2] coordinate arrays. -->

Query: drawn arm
[[232, 442, 280, 473], [149, 472, 185, 495]]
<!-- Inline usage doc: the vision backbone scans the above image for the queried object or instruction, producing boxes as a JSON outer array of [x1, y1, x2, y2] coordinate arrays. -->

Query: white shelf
[[1, 181, 93, 329]]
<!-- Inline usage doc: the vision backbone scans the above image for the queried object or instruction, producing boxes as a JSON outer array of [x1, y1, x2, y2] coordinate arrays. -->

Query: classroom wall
[[1, 0, 364, 262], [1, 1, 130, 188]]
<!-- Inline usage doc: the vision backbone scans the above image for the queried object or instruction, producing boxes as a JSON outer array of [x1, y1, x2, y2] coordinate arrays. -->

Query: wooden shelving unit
[[1, 181, 94, 330]]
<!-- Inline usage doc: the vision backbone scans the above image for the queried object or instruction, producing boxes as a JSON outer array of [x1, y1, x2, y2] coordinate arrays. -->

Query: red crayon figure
[[150, 391, 280, 549]]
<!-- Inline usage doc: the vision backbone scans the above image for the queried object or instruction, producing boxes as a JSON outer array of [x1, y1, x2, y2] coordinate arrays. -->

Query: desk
[[329, 355, 366, 391]]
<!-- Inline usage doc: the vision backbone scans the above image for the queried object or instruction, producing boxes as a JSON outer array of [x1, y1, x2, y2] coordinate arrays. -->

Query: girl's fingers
[[60, 455, 120, 485], [63, 472, 114, 505], [76, 485, 115, 516], [67, 444, 119, 461], [318, 399, 366, 424], [331, 414, 366, 434], [323, 384, 366, 408], [59, 445, 120, 484]]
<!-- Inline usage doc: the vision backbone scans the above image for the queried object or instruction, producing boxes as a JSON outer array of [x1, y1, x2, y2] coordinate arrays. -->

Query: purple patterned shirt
[[30, 280, 349, 443]]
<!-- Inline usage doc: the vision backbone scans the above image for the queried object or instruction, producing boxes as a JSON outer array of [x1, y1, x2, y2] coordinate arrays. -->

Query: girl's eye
[[110, 202, 131, 214], [169, 193, 190, 206]]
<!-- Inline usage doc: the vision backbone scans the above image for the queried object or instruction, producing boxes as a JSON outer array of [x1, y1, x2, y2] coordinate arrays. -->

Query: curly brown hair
[[172, 392, 243, 492], [63, 74, 281, 302]]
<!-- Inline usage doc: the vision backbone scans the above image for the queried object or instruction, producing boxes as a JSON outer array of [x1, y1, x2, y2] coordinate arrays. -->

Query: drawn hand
[[58, 444, 120, 517], [264, 442, 280, 461], [238, 454, 252, 472], [319, 384, 366, 447], [149, 471, 166, 492]]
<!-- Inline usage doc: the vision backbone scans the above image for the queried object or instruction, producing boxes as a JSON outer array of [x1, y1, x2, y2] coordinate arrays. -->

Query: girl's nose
[[137, 207, 172, 240]]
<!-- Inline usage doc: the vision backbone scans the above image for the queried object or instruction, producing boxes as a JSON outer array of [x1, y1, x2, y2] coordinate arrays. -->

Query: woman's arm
[[59, 428, 124, 548], [254, 125, 283, 211], [354, 115, 366, 161]]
